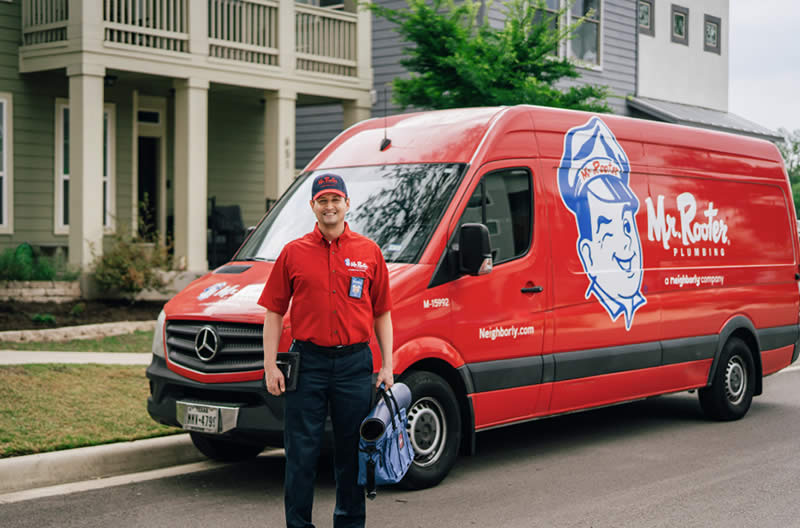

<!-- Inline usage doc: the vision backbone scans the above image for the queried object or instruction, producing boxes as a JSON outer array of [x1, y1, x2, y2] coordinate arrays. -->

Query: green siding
[[207, 92, 266, 229], [0, 1, 134, 255]]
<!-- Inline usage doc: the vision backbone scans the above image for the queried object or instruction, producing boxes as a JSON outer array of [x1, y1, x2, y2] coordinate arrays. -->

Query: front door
[[138, 136, 159, 240], [447, 161, 550, 429]]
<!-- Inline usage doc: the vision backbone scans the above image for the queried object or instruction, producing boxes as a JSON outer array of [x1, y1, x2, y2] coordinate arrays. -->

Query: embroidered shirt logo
[[344, 258, 368, 270]]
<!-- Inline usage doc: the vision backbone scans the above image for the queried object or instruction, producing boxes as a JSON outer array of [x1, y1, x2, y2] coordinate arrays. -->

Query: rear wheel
[[399, 371, 462, 490], [190, 433, 267, 462], [698, 337, 755, 421]]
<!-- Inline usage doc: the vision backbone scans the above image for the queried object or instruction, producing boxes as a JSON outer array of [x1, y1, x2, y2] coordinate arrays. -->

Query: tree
[[368, 0, 610, 112], [777, 128, 800, 217]]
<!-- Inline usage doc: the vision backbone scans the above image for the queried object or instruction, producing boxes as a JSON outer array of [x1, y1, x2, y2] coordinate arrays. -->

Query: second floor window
[[671, 4, 689, 45], [570, 0, 601, 65], [704, 14, 721, 54]]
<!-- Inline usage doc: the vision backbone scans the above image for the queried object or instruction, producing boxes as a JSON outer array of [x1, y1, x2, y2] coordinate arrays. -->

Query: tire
[[399, 371, 462, 490], [698, 337, 755, 421], [190, 432, 267, 462]]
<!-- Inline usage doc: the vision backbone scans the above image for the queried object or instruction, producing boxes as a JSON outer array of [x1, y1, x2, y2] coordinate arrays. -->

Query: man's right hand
[[265, 364, 286, 396]]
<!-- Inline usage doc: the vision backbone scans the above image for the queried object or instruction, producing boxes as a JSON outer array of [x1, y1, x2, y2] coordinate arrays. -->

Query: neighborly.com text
[[478, 325, 535, 341]]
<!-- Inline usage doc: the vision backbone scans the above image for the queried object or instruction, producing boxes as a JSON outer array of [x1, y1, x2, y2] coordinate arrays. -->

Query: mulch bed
[[0, 300, 165, 332]]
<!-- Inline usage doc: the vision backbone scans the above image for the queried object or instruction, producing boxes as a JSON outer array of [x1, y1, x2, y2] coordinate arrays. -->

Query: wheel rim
[[725, 354, 747, 406], [406, 396, 447, 468]]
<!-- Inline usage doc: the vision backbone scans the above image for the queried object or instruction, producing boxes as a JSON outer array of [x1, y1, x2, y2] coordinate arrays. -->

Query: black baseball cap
[[311, 173, 348, 201]]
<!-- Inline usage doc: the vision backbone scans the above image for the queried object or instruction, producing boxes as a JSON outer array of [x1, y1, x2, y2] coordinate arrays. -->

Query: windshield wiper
[[240, 256, 267, 262]]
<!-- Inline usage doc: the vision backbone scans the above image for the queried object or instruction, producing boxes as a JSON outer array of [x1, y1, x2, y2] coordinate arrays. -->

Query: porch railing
[[295, 4, 356, 77], [20, 0, 360, 78], [209, 0, 279, 66], [21, 0, 69, 46], [103, 0, 190, 53]]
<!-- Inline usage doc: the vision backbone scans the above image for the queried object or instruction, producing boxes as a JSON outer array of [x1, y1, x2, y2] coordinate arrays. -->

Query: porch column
[[278, 0, 296, 72], [345, 0, 373, 84], [343, 98, 373, 128], [264, 89, 297, 206], [174, 78, 209, 272], [66, 63, 105, 273]]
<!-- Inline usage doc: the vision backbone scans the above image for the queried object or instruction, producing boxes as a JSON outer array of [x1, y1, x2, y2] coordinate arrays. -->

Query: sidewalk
[[0, 351, 151, 365], [0, 322, 210, 498]]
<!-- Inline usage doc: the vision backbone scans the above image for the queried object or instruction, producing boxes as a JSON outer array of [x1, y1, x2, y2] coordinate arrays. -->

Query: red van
[[147, 106, 799, 489]]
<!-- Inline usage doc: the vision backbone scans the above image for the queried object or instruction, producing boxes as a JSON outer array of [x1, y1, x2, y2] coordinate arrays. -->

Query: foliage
[[30, 313, 56, 325], [69, 302, 87, 317], [92, 230, 171, 300], [0, 243, 79, 281], [367, 0, 610, 112], [777, 128, 800, 217]]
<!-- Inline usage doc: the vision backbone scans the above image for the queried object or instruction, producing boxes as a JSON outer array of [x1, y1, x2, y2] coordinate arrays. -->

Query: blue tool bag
[[357, 384, 415, 499]]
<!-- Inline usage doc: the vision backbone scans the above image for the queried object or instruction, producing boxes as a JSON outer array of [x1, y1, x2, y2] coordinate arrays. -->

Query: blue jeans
[[283, 343, 373, 528]]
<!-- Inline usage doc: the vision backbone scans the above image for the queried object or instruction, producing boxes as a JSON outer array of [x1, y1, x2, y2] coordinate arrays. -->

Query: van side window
[[458, 168, 533, 264]]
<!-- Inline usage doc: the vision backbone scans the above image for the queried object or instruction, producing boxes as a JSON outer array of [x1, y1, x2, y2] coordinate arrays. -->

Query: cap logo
[[557, 116, 646, 331]]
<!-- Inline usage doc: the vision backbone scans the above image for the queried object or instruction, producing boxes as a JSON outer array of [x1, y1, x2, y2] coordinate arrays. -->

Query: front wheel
[[698, 337, 755, 421], [399, 371, 462, 490], [190, 432, 267, 462]]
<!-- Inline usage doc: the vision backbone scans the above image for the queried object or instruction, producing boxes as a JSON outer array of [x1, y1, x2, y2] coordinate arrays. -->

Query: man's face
[[578, 194, 642, 299], [310, 193, 350, 228]]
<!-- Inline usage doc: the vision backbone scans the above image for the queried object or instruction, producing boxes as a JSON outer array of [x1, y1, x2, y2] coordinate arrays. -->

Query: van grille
[[165, 321, 263, 373]]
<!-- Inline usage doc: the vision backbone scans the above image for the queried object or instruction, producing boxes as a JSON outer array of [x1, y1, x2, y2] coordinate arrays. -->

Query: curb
[[0, 434, 206, 495], [0, 320, 157, 343]]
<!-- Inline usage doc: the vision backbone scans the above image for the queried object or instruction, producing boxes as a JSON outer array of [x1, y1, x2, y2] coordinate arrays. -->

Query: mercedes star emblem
[[194, 325, 220, 362]]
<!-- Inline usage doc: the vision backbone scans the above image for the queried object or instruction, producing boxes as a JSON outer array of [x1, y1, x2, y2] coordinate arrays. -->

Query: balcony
[[19, 0, 370, 91]]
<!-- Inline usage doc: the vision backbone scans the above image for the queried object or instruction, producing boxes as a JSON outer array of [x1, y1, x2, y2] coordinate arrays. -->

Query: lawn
[[0, 330, 154, 353], [0, 364, 179, 458]]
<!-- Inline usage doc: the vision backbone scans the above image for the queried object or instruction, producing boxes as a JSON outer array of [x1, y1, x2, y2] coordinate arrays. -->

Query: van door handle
[[521, 286, 543, 294]]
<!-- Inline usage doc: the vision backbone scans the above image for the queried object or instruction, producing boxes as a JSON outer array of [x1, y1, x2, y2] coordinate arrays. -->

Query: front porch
[[16, 0, 374, 280]]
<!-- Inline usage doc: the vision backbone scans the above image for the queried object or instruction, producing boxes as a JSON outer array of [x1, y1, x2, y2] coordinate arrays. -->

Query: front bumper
[[146, 356, 286, 446]]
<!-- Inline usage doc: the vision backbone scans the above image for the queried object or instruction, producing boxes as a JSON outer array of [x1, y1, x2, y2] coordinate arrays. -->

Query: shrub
[[92, 231, 171, 300], [69, 302, 87, 316], [31, 313, 57, 324], [0, 243, 79, 281]]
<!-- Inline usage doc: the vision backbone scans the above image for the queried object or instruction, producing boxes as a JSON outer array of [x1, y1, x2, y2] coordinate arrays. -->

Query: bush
[[0, 243, 79, 281], [92, 232, 171, 300]]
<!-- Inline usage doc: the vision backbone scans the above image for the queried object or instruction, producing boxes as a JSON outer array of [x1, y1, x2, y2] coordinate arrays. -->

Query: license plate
[[183, 404, 219, 433]]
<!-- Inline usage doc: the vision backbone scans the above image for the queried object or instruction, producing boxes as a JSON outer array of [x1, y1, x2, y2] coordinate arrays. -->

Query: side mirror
[[458, 223, 493, 276]]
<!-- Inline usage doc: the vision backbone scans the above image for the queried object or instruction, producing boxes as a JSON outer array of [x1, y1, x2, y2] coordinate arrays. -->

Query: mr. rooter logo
[[645, 194, 731, 257]]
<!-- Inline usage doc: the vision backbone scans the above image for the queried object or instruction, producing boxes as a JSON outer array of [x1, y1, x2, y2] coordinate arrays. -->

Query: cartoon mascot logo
[[558, 117, 646, 330]]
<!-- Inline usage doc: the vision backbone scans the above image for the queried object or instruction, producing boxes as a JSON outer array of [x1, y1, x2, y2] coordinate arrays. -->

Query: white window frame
[[54, 99, 116, 235], [547, 1, 604, 72], [0, 92, 12, 234]]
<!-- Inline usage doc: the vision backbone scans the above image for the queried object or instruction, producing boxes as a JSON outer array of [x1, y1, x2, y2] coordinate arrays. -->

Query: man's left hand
[[376, 366, 394, 389]]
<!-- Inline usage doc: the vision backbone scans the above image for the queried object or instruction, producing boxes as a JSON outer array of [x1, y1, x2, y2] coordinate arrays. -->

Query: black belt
[[294, 340, 368, 357]]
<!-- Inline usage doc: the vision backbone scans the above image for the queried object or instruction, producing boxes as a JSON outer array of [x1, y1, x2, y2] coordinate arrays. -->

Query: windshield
[[236, 163, 466, 264]]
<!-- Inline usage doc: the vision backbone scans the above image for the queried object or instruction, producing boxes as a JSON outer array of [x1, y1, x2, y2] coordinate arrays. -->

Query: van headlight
[[152, 310, 166, 358]]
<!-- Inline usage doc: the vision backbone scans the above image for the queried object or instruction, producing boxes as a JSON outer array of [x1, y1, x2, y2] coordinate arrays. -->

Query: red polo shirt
[[258, 223, 392, 347]]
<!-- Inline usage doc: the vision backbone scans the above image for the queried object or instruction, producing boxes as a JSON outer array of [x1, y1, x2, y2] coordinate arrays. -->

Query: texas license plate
[[183, 404, 219, 433]]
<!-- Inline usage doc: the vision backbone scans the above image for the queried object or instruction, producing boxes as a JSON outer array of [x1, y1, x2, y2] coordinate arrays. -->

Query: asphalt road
[[3, 368, 800, 528]]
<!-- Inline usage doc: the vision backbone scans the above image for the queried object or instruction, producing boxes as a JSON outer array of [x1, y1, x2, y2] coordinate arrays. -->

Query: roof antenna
[[380, 85, 391, 151]]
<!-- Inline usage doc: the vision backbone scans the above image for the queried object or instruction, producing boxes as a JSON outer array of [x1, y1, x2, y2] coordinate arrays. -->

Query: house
[[0, 0, 373, 286], [0, 0, 778, 293], [629, 0, 779, 142]]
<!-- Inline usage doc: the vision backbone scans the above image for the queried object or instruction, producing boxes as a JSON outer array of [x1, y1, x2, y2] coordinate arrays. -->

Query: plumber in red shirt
[[259, 172, 394, 528]]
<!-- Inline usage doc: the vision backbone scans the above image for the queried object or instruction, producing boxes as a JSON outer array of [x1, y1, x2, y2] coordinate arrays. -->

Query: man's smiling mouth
[[614, 254, 634, 273]]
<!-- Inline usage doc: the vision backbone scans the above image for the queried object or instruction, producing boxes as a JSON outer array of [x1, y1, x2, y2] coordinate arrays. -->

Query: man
[[557, 116, 646, 330], [258, 173, 394, 528]]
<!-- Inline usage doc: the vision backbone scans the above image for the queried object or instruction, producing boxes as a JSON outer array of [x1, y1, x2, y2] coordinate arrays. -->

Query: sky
[[729, 0, 800, 133]]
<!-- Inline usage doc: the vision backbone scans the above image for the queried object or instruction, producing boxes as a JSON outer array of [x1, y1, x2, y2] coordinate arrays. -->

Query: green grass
[[0, 364, 179, 458], [0, 330, 154, 353]]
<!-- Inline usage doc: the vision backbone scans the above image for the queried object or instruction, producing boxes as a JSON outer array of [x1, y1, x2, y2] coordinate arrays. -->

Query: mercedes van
[[147, 106, 799, 489]]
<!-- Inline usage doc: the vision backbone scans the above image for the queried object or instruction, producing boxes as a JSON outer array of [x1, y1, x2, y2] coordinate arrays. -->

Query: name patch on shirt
[[349, 277, 365, 299]]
